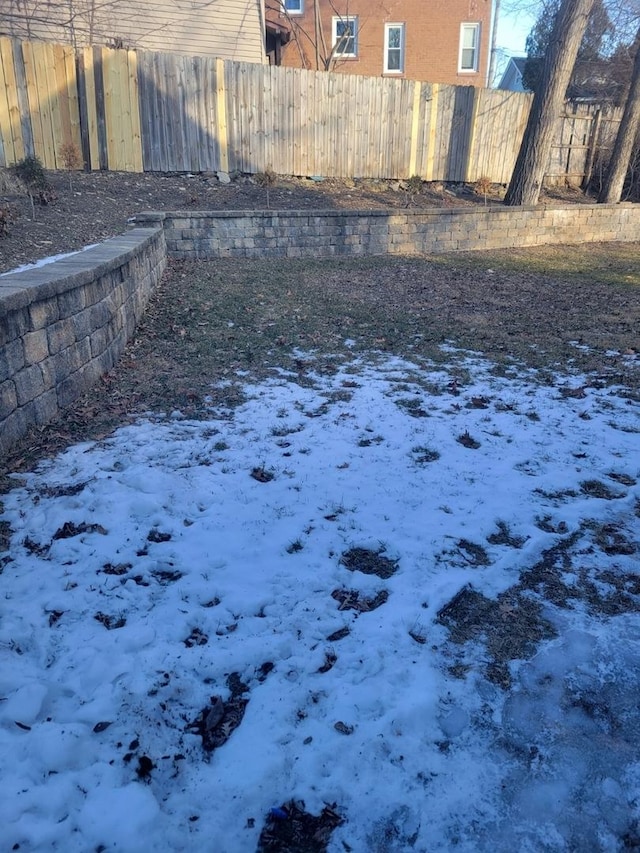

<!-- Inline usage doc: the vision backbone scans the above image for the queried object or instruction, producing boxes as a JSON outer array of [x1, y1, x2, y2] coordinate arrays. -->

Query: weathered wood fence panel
[[0, 38, 143, 170], [467, 88, 532, 184], [0, 38, 625, 186]]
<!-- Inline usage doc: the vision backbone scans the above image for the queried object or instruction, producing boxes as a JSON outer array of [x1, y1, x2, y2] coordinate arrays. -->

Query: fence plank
[[137, 51, 152, 170], [408, 81, 421, 178], [2, 38, 624, 188], [367, 74, 382, 179], [425, 83, 439, 181], [102, 48, 120, 169], [0, 39, 10, 166], [216, 58, 229, 174], [0, 38, 25, 164], [63, 46, 80, 151], [21, 42, 45, 165], [80, 47, 100, 170], [198, 56, 211, 172], [151, 50, 169, 172], [52, 44, 72, 166], [175, 53, 189, 171], [34, 42, 57, 168], [127, 50, 143, 172], [203, 57, 217, 171]]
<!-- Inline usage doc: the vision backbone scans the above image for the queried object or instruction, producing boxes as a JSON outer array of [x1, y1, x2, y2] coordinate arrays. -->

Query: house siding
[[497, 57, 527, 92], [267, 0, 492, 85], [0, 0, 267, 64]]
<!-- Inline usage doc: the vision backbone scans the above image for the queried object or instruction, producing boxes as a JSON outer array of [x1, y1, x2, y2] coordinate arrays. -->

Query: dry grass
[[2, 244, 639, 487]]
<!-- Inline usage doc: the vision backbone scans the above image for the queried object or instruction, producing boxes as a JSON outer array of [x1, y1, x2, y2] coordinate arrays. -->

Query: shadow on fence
[[0, 36, 624, 185]]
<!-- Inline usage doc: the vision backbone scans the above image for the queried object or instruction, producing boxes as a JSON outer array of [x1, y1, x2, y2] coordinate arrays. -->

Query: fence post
[[215, 57, 229, 173], [75, 51, 91, 171], [408, 81, 421, 178], [465, 86, 481, 183], [425, 83, 439, 181]]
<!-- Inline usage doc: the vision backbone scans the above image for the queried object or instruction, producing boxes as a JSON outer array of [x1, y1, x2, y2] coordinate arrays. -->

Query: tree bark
[[504, 0, 596, 206], [598, 28, 640, 204]]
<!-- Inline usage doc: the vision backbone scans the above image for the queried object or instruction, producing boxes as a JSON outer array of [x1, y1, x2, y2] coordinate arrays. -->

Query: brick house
[[265, 0, 493, 85]]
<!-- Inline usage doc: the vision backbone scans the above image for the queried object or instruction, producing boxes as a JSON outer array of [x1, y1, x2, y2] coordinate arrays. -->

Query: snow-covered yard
[[1, 346, 639, 852]]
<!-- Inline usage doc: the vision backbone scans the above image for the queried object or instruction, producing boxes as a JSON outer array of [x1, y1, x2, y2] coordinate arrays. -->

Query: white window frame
[[332, 15, 358, 58], [459, 23, 480, 73], [283, 0, 303, 14], [384, 23, 405, 74]]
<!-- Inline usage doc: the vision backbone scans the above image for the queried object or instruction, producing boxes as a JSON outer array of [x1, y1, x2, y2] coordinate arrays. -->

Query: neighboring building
[[264, 0, 492, 86], [497, 56, 528, 92], [0, 0, 267, 64]]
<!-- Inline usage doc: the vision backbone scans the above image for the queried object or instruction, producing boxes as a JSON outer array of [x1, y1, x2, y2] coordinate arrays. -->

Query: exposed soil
[[0, 167, 591, 274], [257, 800, 343, 853], [339, 547, 399, 579]]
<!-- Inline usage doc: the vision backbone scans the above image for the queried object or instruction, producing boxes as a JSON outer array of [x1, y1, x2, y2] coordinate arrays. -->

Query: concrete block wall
[[3, 202, 638, 456], [0, 227, 165, 457], [135, 204, 640, 260]]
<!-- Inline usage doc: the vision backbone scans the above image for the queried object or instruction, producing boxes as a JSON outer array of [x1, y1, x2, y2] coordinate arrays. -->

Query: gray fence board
[[0, 38, 625, 186]]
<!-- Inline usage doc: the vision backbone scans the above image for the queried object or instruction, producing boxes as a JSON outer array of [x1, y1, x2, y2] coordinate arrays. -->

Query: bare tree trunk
[[504, 0, 596, 206], [598, 28, 640, 203]]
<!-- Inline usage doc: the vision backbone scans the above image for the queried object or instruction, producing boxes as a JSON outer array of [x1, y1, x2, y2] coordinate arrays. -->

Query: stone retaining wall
[[2, 203, 639, 457], [0, 227, 165, 457], [135, 204, 640, 259]]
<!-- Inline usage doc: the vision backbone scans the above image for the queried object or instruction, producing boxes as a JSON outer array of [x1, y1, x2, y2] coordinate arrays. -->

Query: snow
[[1, 347, 639, 851], [0, 244, 98, 277]]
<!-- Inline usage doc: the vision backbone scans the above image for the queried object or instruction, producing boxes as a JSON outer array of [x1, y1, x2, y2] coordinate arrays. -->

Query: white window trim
[[383, 22, 405, 74], [283, 0, 303, 15], [332, 15, 358, 58], [458, 22, 480, 73]]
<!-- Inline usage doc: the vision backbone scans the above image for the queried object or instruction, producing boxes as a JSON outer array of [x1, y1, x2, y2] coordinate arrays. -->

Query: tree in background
[[504, 0, 596, 206], [522, 0, 621, 98], [0, 0, 155, 48], [598, 26, 640, 201]]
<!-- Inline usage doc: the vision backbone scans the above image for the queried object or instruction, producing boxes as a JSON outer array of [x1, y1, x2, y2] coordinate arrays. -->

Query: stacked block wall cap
[[136, 203, 640, 261], [1, 226, 166, 457], [135, 203, 638, 224], [0, 228, 163, 313]]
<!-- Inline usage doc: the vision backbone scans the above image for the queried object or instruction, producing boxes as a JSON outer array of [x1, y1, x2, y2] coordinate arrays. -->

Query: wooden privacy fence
[[0, 37, 624, 184]]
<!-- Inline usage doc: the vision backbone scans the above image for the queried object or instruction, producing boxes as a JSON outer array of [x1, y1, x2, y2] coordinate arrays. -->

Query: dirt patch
[[331, 588, 389, 612], [339, 547, 398, 579], [0, 169, 488, 275], [186, 673, 250, 752], [438, 522, 640, 687], [437, 586, 557, 688], [257, 801, 343, 853]]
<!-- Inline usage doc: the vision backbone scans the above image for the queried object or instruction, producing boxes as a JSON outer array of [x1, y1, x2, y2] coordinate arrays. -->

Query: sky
[[493, 4, 538, 83], [496, 5, 537, 57], [1, 344, 639, 851]]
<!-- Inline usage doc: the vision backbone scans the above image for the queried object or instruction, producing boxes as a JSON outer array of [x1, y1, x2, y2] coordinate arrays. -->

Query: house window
[[459, 23, 480, 72], [283, 0, 303, 14], [384, 23, 405, 73], [333, 16, 358, 58]]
